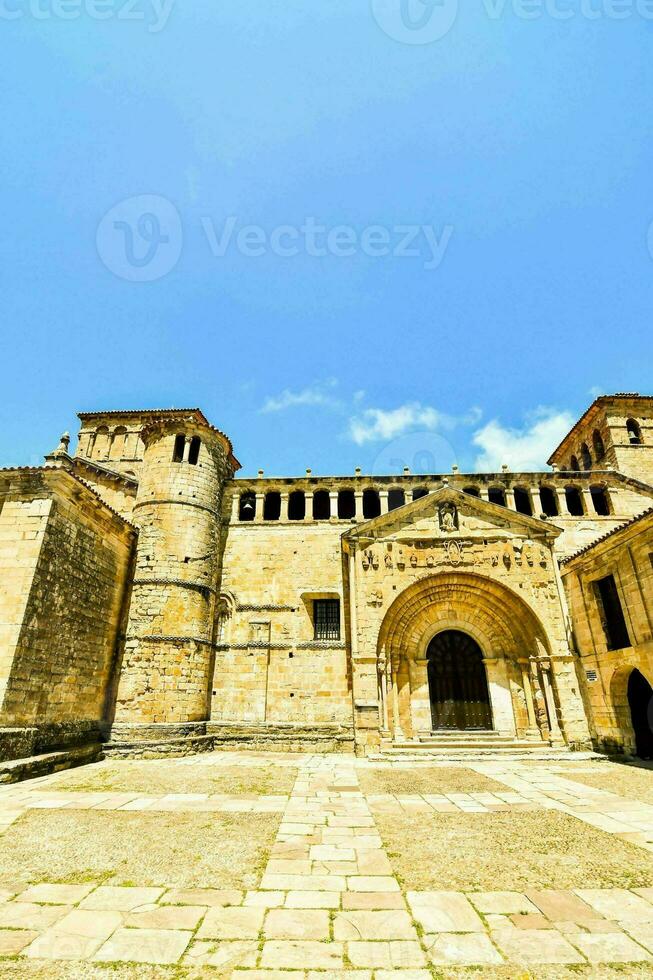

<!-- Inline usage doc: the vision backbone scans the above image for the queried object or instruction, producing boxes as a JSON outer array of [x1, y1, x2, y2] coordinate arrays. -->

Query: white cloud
[[472, 407, 574, 472], [348, 403, 448, 446], [261, 379, 341, 413]]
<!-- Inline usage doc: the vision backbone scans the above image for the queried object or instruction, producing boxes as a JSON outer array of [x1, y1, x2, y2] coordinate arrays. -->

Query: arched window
[[362, 488, 381, 519], [238, 491, 256, 521], [172, 434, 185, 463], [513, 487, 533, 516], [312, 489, 331, 520], [539, 486, 559, 517], [590, 485, 611, 516], [388, 489, 405, 511], [412, 487, 429, 501], [592, 430, 605, 462], [565, 486, 584, 516], [570, 455, 580, 472], [338, 489, 355, 519], [581, 443, 592, 470], [94, 425, 110, 460], [288, 490, 305, 521], [188, 436, 201, 465], [627, 418, 643, 445], [263, 491, 281, 521], [463, 486, 480, 497], [110, 426, 127, 459], [488, 486, 506, 507]]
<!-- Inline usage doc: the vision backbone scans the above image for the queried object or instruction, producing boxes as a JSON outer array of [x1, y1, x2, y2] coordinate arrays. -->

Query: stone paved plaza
[[3, 752, 653, 976]]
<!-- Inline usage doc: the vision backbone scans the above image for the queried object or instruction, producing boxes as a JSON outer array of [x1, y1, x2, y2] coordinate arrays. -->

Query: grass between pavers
[[432, 967, 653, 978], [553, 760, 653, 805], [43, 759, 298, 796], [375, 808, 653, 891], [0, 810, 278, 890], [0, 963, 212, 979], [358, 765, 512, 796]]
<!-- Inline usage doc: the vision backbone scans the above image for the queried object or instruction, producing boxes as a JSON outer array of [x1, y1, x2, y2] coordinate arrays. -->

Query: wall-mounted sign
[[586, 669, 598, 683]]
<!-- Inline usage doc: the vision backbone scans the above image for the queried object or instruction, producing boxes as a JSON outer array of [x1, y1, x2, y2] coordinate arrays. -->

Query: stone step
[[0, 743, 102, 784]]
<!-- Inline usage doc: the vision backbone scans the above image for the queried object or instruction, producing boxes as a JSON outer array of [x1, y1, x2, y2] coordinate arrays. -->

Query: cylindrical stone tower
[[109, 415, 237, 751]]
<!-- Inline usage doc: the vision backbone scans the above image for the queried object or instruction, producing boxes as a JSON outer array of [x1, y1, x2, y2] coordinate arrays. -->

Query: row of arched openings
[[237, 483, 611, 521], [569, 420, 643, 471]]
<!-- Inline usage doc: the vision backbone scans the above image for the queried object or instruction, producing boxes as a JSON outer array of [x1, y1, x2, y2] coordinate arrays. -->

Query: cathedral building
[[1, 393, 653, 776]]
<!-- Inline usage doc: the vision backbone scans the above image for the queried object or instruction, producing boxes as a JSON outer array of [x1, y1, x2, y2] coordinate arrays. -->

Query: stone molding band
[[133, 498, 221, 519], [132, 578, 216, 595]]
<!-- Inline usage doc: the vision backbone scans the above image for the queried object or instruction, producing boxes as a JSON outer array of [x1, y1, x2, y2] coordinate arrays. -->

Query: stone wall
[[562, 510, 653, 753], [0, 469, 135, 752]]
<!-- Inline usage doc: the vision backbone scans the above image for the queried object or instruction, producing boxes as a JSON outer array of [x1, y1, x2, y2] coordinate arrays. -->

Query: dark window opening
[[412, 487, 429, 501], [239, 491, 256, 521], [172, 434, 185, 463], [590, 485, 611, 516], [463, 486, 480, 497], [188, 436, 201, 465], [388, 489, 405, 511], [288, 490, 306, 521], [595, 574, 630, 651], [570, 455, 580, 472], [338, 489, 355, 519], [593, 430, 605, 461], [565, 486, 584, 516], [628, 670, 653, 758], [263, 491, 281, 521], [627, 418, 643, 445], [581, 443, 592, 470], [513, 487, 533, 516], [539, 486, 559, 517], [314, 598, 340, 640], [363, 488, 381, 519], [488, 487, 506, 507], [313, 489, 331, 520]]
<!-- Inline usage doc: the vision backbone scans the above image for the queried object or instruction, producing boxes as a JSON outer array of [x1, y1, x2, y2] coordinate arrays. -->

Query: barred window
[[314, 599, 340, 641]]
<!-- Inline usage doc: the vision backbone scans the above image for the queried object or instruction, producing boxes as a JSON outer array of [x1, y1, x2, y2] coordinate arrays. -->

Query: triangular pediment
[[343, 485, 560, 547]]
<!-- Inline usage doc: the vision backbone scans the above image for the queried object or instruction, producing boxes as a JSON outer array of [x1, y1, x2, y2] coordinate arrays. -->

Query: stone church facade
[[1, 393, 653, 771]]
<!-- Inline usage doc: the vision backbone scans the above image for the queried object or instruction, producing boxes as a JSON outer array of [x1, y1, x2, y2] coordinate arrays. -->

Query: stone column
[[583, 487, 595, 516], [255, 492, 265, 523], [540, 660, 564, 744], [391, 656, 404, 739], [280, 492, 289, 522], [378, 654, 389, 734], [379, 490, 389, 515], [555, 487, 569, 516], [329, 491, 339, 522], [231, 492, 240, 523], [354, 491, 364, 522], [518, 658, 538, 734], [505, 488, 516, 511], [484, 657, 516, 735]]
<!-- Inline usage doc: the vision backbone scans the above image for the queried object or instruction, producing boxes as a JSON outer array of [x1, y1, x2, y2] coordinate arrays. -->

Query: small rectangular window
[[314, 599, 340, 641], [594, 574, 631, 651]]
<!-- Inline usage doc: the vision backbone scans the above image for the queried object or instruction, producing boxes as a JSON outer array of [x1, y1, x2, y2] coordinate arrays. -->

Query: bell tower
[[109, 412, 239, 751]]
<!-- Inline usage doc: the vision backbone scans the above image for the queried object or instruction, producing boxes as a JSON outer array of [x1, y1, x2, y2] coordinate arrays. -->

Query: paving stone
[[493, 928, 585, 964], [470, 891, 538, 915], [0, 928, 38, 955], [426, 932, 504, 965], [245, 890, 285, 907], [161, 887, 242, 907], [634, 888, 653, 905], [285, 890, 341, 909], [183, 938, 259, 968], [527, 889, 604, 923], [17, 883, 95, 905], [510, 913, 552, 930], [576, 889, 653, 923], [261, 939, 344, 968], [94, 926, 193, 964], [264, 908, 330, 940], [347, 875, 400, 893], [573, 931, 652, 962], [347, 940, 426, 968], [310, 844, 356, 861], [622, 922, 653, 953], [406, 891, 484, 932], [81, 886, 165, 911], [0, 901, 70, 931], [24, 909, 122, 960], [197, 905, 264, 939], [125, 904, 206, 930], [342, 891, 405, 910], [334, 910, 416, 940], [262, 874, 345, 891], [374, 972, 432, 980]]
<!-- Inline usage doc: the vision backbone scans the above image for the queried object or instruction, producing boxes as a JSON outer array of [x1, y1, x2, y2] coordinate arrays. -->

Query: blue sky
[[1, 1, 652, 476]]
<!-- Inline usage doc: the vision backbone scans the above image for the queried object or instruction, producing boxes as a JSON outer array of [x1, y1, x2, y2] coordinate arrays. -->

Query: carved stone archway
[[376, 572, 557, 740]]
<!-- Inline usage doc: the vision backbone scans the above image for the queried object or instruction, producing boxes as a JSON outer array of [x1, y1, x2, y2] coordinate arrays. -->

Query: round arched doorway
[[628, 669, 653, 759], [426, 630, 493, 731]]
